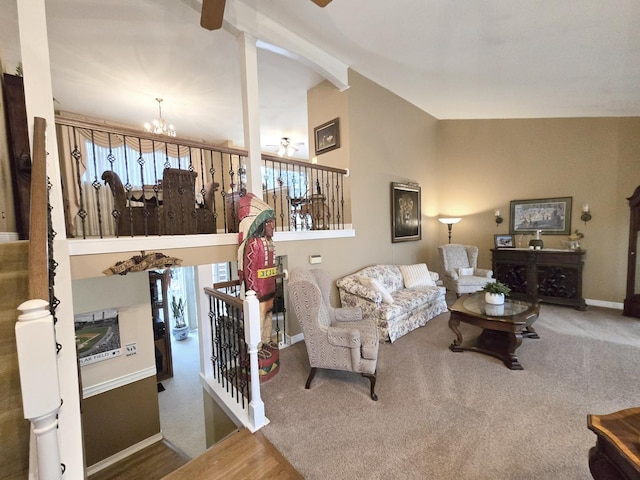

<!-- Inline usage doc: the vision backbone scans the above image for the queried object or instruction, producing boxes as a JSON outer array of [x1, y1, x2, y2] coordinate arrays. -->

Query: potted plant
[[171, 295, 189, 341], [482, 281, 511, 305]]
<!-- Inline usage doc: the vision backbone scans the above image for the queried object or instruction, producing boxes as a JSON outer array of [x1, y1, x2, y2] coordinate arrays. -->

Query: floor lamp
[[439, 217, 462, 243]]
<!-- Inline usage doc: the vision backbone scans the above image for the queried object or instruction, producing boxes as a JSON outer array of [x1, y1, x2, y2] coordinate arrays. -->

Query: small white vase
[[485, 292, 505, 305]]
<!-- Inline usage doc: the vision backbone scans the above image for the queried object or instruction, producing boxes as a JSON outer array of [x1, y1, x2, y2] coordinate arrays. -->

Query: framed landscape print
[[509, 197, 572, 235], [314, 117, 340, 155], [391, 182, 421, 242], [494, 234, 515, 248]]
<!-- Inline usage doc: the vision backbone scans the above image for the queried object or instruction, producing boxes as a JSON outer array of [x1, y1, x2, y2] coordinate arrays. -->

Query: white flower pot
[[172, 325, 189, 341], [485, 292, 505, 305]]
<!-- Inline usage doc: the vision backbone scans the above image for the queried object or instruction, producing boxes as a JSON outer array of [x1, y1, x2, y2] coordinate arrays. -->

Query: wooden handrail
[[261, 153, 348, 175], [28, 117, 49, 301], [204, 286, 244, 308]]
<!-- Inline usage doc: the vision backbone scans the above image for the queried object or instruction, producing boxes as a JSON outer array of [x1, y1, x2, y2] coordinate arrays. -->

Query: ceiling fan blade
[[201, 0, 225, 30], [310, 0, 332, 7]]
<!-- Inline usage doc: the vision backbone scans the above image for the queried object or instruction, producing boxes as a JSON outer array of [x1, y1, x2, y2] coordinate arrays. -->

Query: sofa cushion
[[458, 267, 474, 276], [399, 263, 436, 288], [358, 276, 394, 304], [350, 265, 405, 293], [374, 285, 444, 321]]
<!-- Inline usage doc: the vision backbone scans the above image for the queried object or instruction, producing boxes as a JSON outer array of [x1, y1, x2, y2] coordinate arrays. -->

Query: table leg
[[505, 332, 524, 370], [448, 315, 464, 351], [524, 325, 540, 339]]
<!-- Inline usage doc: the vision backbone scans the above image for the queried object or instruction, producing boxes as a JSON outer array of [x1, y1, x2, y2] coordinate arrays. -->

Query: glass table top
[[462, 294, 531, 317]]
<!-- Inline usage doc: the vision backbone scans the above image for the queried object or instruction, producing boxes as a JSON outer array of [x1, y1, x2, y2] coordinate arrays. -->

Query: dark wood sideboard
[[491, 248, 586, 310]]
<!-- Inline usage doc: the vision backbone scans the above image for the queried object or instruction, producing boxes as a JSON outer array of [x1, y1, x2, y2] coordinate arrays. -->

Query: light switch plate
[[309, 255, 322, 264], [125, 343, 137, 356]]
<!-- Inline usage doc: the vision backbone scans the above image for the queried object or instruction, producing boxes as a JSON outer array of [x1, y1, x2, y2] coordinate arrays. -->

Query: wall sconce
[[581, 204, 592, 224], [439, 217, 462, 244], [494, 209, 503, 227]]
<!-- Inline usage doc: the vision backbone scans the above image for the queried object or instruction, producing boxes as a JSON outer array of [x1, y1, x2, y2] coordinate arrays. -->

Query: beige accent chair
[[287, 267, 379, 400], [438, 244, 496, 297]]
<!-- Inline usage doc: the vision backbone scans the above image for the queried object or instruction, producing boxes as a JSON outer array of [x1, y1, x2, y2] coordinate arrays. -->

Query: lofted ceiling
[[1, 0, 639, 160]]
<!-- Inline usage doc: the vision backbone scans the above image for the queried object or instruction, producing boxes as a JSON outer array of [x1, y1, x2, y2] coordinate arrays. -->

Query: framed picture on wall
[[314, 117, 340, 155], [509, 197, 572, 235], [74, 308, 122, 366], [391, 182, 421, 242]]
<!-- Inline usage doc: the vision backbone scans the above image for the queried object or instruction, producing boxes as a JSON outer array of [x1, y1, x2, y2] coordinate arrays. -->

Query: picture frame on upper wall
[[494, 234, 515, 248], [509, 197, 572, 235], [391, 182, 421, 243], [314, 117, 340, 155]]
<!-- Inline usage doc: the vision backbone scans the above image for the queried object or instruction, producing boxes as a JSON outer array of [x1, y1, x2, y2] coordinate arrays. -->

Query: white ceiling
[[1, 0, 639, 160]]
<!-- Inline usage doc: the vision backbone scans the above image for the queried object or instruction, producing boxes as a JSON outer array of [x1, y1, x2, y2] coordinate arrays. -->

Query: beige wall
[[437, 118, 640, 303], [72, 272, 155, 388], [280, 70, 441, 307], [72, 272, 161, 467]]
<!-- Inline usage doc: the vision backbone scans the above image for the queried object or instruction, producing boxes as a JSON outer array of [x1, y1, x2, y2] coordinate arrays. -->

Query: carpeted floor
[[260, 301, 640, 479], [157, 333, 206, 459]]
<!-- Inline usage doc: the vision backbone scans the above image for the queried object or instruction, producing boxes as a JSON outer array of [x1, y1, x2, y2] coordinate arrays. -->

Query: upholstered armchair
[[287, 267, 379, 400], [438, 244, 495, 297]]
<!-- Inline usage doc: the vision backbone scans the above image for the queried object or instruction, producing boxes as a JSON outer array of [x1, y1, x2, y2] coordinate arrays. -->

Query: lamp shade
[[438, 217, 462, 225]]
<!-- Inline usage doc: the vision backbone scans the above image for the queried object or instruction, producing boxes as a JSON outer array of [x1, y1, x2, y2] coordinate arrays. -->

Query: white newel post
[[16, 299, 62, 480], [243, 290, 267, 430]]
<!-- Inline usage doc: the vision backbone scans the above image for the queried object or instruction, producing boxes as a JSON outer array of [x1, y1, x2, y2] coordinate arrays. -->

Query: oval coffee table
[[448, 292, 540, 370]]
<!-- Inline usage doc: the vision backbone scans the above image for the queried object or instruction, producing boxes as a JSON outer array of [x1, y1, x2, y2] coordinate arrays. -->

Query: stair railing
[[16, 117, 64, 480], [203, 284, 267, 431]]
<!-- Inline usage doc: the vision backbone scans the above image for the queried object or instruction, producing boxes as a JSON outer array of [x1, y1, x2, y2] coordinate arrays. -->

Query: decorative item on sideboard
[[529, 229, 544, 249], [563, 229, 584, 250]]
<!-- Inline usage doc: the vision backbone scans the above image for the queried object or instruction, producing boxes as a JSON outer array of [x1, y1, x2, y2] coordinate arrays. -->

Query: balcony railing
[[56, 113, 350, 240]]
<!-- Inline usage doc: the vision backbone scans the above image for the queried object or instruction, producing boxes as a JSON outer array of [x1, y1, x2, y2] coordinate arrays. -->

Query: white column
[[243, 290, 267, 430], [16, 0, 84, 475], [238, 32, 263, 200], [196, 265, 215, 378]]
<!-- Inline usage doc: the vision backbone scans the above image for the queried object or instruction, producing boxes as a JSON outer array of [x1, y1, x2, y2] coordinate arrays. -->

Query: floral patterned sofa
[[336, 264, 448, 343]]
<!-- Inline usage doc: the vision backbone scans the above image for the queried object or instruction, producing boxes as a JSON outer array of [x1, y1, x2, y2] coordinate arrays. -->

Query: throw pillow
[[458, 267, 474, 276], [358, 276, 394, 304], [400, 263, 436, 288]]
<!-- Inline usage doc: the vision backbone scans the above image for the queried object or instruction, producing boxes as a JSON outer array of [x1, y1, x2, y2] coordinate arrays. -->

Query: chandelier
[[144, 98, 176, 137]]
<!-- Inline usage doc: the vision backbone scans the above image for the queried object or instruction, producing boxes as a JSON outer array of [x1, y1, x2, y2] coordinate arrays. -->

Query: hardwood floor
[[162, 428, 303, 480], [88, 439, 190, 480], [88, 429, 303, 480]]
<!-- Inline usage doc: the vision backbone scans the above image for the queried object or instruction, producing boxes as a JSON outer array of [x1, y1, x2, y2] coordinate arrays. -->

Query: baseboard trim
[[0, 232, 20, 243], [85, 433, 163, 475], [585, 298, 623, 310], [286, 332, 304, 345], [83, 366, 157, 398]]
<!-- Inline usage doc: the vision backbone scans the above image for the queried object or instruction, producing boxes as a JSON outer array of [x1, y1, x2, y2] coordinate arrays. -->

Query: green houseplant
[[482, 281, 511, 295], [482, 281, 510, 305], [170, 295, 189, 340]]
